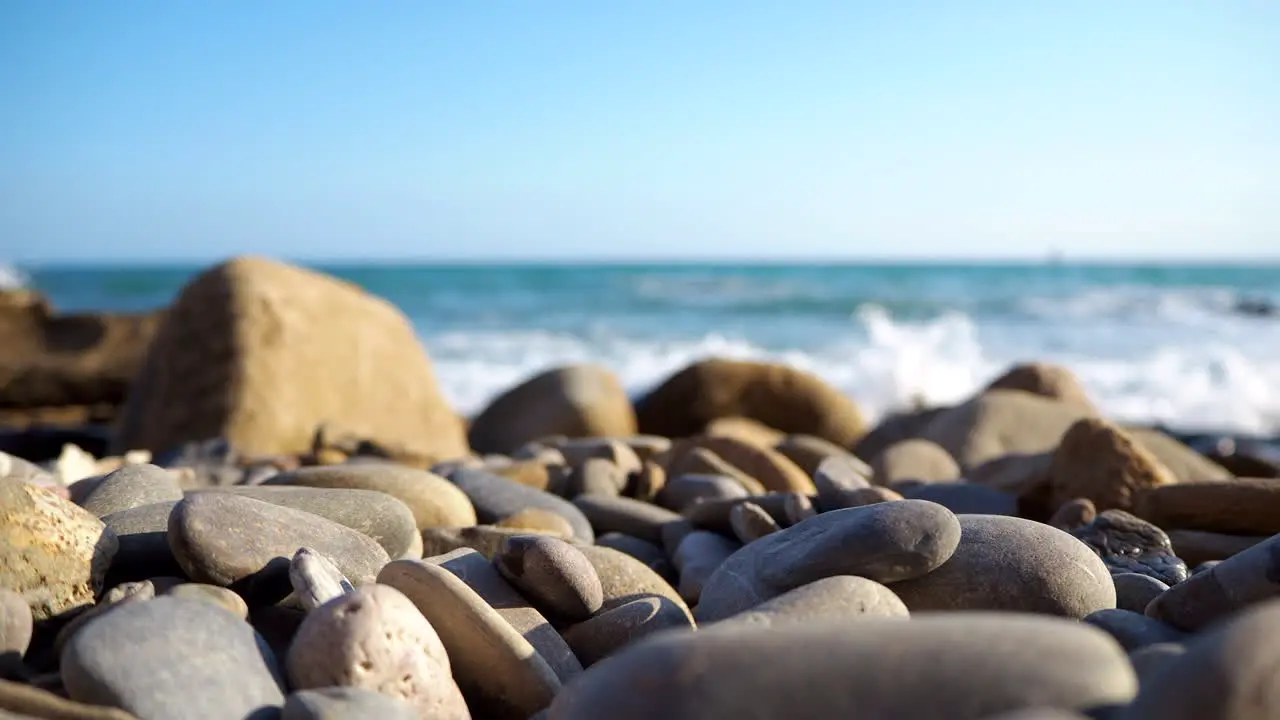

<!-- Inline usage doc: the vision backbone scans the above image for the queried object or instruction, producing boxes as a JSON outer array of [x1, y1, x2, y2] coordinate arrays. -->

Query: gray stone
[[1113, 573, 1169, 613], [576, 545, 693, 624], [266, 464, 476, 531], [1069, 510, 1188, 585], [716, 576, 909, 628], [559, 458, 626, 498], [1127, 642, 1186, 689], [495, 536, 603, 622], [656, 474, 748, 513], [61, 596, 285, 719], [812, 454, 872, 511], [672, 531, 741, 605], [1145, 532, 1280, 631], [903, 483, 1017, 516], [100, 501, 185, 585], [81, 464, 183, 519], [729, 501, 780, 542], [696, 500, 961, 622], [1082, 608, 1185, 651], [872, 439, 961, 485], [571, 495, 680, 545], [289, 548, 354, 611], [560, 596, 692, 668], [593, 533, 674, 583], [683, 493, 796, 536], [283, 687, 418, 720], [448, 467, 593, 542], [165, 583, 249, 619]]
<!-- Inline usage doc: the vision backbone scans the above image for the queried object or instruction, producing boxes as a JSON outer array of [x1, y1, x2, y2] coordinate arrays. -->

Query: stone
[[821, 486, 904, 510], [165, 583, 248, 619], [729, 501, 779, 542], [491, 459, 559, 491], [716, 575, 909, 628], [52, 580, 158, 657], [1167, 529, 1268, 566], [572, 495, 680, 545], [61, 596, 285, 719], [1048, 418, 1177, 513], [665, 447, 766, 495], [774, 435, 865, 478], [1123, 427, 1232, 484], [1082, 608, 1185, 652], [547, 614, 1136, 719], [1, 479, 118, 621], [616, 436, 672, 464], [696, 500, 962, 623], [968, 452, 1055, 509], [1048, 497, 1096, 531], [576, 545, 693, 624], [634, 358, 866, 446], [289, 548, 354, 610], [852, 406, 950, 466], [468, 365, 637, 455], [80, 464, 183, 519], [1129, 597, 1280, 719], [1113, 573, 1170, 614], [495, 536, 603, 622], [378, 558, 562, 720], [285, 585, 469, 719], [560, 596, 693, 668], [1145, 532, 1280, 631], [984, 362, 1096, 411], [657, 473, 748, 512], [0, 589, 32, 668], [1068, 510, 1188, 585], [448, 467, 593, 542], [811, 454, 873, 510], [554, 438, 643, 477], [1, 450, 58, 486], [919, 390, 1088, 470], [669, 436, 814, 494], [1134, 478, 1280, 535], [1127, 642, 1186, 689], [672, 531, 741, 605], [872, 439, 961, 485], [167, 493, 390, 597], [704, 416, 785, 448], [593, 534, 675, 583], [264, 464, 476, 532], [625, 460, 665, 503], [890, 515, 1116, 618], [683, 493, 795, 536], [0, 678, 137, 719], [983, 709, 1091, 720], [495, 508, 577, 537], [282, 687, 418, 720], [422, 525, 573, 561], [902, 483, 1018, 516], [99, 502, 185, 585], [558, 458, 625, 498]]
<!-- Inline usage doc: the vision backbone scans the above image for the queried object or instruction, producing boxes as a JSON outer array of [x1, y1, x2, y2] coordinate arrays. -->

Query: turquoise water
[[10, 261, 1280, 433]]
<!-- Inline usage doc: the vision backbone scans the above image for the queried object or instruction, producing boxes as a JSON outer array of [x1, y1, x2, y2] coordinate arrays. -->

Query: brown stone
[[920, 391, 1089, 470], [1166, 530, 1269, 567], [872, 439, 960, 486], [668, 436, 814, 494], [495, 508, 577, 537], [703, 417, 784, 449], [1122, 428, 1232, 484], [984, 362, 1096, 411], [665, 448, 765, 495], [1048, 419, 1177, 513], [1134, 479, 1280, 535], [1049, 498, 1097, 531], [774, 434, 863, 477]]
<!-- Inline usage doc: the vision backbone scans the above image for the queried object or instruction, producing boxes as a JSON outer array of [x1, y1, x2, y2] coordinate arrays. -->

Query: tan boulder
[[1134, 479, 1280, 535], [871, 439, 961, 486], [634, 358, 865, 446], [1122, 427, 1232, 484], [1048, 418, 1176, 512], [112, 257, 468, 460], [919, 390, 1090, 470], [984, 362, 1096, 412]]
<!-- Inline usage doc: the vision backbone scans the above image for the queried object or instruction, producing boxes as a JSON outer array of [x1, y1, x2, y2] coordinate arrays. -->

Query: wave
[[0, 262, 27, 290]]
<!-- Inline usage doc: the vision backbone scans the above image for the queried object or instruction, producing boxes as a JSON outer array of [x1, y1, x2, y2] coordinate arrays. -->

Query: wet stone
[[1069, 509, 1189, 586], [1112, 573, 1169, 614]]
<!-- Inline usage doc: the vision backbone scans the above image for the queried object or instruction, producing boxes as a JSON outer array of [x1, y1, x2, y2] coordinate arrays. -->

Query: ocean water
[[9, 260, 1280, 435]]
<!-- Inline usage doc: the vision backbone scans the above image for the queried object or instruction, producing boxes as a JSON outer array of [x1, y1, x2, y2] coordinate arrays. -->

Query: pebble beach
[[4, 254, 1280, 719]]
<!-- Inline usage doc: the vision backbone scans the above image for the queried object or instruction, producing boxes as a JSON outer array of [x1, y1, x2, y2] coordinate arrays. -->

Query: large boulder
[[468, 365, 636, 455], [635, 359, 865, 446], [984, 362, 1097, 412], [112, 257, 469, 459], [919, 390, 1089, 471]]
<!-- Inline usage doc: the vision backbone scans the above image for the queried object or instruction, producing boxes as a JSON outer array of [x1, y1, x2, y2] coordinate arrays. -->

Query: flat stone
[[1167, 529, 1269, 567], [890, 515, 1116, 618], [0, 588, 33, 662], [1145, 532, 1280, 631], [547, 614, 1136, 719], [167, 493, 390, 598], [572, 495, 681, 545], [165, 583, 248, 619], [560, 596, 694, 668], [656, 474, 747, 513], [288, 548, 353, 610], [448, 467, 593, 542], [81, 464, 183, 519], [422, 525, 573, 560], [1134, 478, 1280, 535], [729, 501, 780, 542], [1, 478, 118, 621], [378, 558, 562, 720], [495, 536, 603, 622], [1113, 573, 1169, 613], [266, 464, 476, 530], [99, 502, 185, 585], [61, 596, 285, 719], [1082, 608, 1186, 651], [872, 439, 961, 485], [697, 500, 961, 622], [715, 576, 909, 628], [903, 483, 1017, 516], [1048, 418, 1176, 512], [593, 533, 675, 583], [1069, 510, 1188, 585], [282, 687, 418, 720], [0, 678, 137, 719], [285, 585, 469, 719], [576, 545, 693, 624], [672, 531, 741, 605]]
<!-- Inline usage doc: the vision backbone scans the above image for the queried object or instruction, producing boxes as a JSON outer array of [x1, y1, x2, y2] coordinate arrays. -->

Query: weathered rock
[[1, 479, 118, 620], [872, 439, 961, 486], [1084, 608, 1185, 651], [286, 585, 469, 719], [495, 536, 603, 622], [672, 531, 741, 605], [774, 435, 864, 478], [576, 545, 692, 624], [890, 515, 1116, 618], [80, 464, 183, 519], [282, 687, 418, 720], [657, 474, 748, 513], [696, 500, 961, 622], [1048, 418, 1177, 513], [165, 583, 248, 619], [1166, 529, 1268, 566], [716, 575, 909, 628], [919, 391, 1088, 470], [1068, 510, 1188, 585], [547, 614, 1136, 719], [729, 501, 780, 542], [903, 483, 1018, 516], [1048, 497, 1096, 531], [0, 678, 138, 719], [984, 362, 1096, 411], [1113, 573, 1169, 614], [1145, 532, 1280, 631], [112, 256, 469, 460], [265, 464, 476, 532], [559, 596, 692, 668], [1134, 478, 1280, 535], [61, 596, 285, 719], [0, 588, 33, 665], [572, 495, 680, 546], [448, 467, 593, 542]]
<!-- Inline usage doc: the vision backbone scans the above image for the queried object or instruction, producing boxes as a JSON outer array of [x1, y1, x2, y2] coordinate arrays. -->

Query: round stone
[[1113, 573, 1169, 614], [266, 464, 476, 530], [81, 464, 184, 519], [1082, 608, 1186, 651], [494, 536, 603, 622], [672, 531, 741, 605], [165, 583, 249, 619], [716, 575, 909, 628], [572, 495, 681, 545], [448, 467, 594, 542], [561, 596, 695, 668], [576, 545, 693, 624], [872, 439, 961, 485]]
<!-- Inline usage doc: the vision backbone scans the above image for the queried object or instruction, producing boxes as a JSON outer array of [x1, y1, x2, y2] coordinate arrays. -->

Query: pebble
[[1134, 478, 1280, 535], [624, 460, 665, 502], [494, 508, 577, 537], [53, 580, 157, 656], [1112, 572, 1170, 613], [99, 501, 185, 585], [1047, 417, 1176, 512], [165, 583, 249, 619], [1, 478, 119, 621], [1068, 509, 1188, 585], [289, 548, 354, 610], [448, 467, 594, 542], [890, 515, 1116, 618], [378, 558, 562, 720], [696, 500, 961, 622], [572, 495, 681, 545], [902, 483, 1018, 516], [872, 439, 962, 485], [560, 596, 693, 668], [0, 678, 137, 719], [546, 614, 1136, 719], [704, 415, 785, 448], [716, 576, 909, 628], [774, 434, 867, 478], [282, 687, 418, 720], [286, 585, 470, 719], [576, 545, 693, 624], [1166, 529, 1268, 566], [422, 525, 572, 560], [675, 436, 815, 494], [683, 493, 795, 535], [0, 588, 33, 662], [672, 531, 741, 605], [1048, 497, 1096, 531], [266, 464, 477, 530], [729, 501, 780, 542], [616, 435, 672, 464], [1126, 642, 1187, 688], [1129, 597, 1280, 719], [665, 447, 766, 495], [491, 459, 559, 492], [1082, 608, 1186, 651], [61, 596, 285, 719], [655, 473, 748, 513], [1145, 531, 1280, 631], [821, 485, 904, 510], [558, 458, 625, 498], [494, 536, 604, 622], [167, 493, 390, 596], [80, 464, 184, 519], [555, 438, 643, 477], [592, 533, 675, 583]]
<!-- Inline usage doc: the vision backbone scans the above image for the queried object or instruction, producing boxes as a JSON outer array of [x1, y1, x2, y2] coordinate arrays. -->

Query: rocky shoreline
[[3, 255, 1280, 719]]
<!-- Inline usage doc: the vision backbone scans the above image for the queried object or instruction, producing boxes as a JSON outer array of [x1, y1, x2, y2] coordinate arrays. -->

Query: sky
[[1, 1, 1277, 263]]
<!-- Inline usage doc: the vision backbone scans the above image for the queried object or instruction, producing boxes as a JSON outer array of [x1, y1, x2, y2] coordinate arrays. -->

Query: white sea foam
[[0, 262, 27, 290]]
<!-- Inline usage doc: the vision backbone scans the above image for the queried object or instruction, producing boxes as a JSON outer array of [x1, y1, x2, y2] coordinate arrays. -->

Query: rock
[[1128, 597, 1280, 719], [0, 479, 118, 621], [968, 451, 1054, 506], [704, 416, 785, 448], [1068, 510, 1188, 585], [872, 439, 961, 485], [52, 580, 158, 657], [1123, 427, 1232, 484], [61, 596, 285, 719], [285, 585, 469, 719], [919, 390, 1088, 470], [547, 614, 1136, 719], [1134, 478, 1280, 535], [1113, 573, 1170, 614], [615, 436, 671, 464], [572, 495, 680, 545], [165, 583, 249, 619], [490, 460, 560, 491], [79, 464, 183, 519], [554, 438, 642, 477], [668, 436, 814, 494], [495, 508, 577, 537], [1127, 642, 1186, 689], [99, 502, 185, 585], [984, 362, 1096, 411], [903, 483, 1018, 516], [378, 558, 562, 720], [672, 531, 741, 605], [1145, 532, 1280, 631], [664, 447, 766, 495], [448, 467, 594, 542], [729, 501, 780, 542], [1048, 418, 1177, 513], [822, 486, 904, 510], [1083, 608, 1185, 652], [781, 493, 816, 524], [167, 493, 390, 597], [0, 678, 137, 719], [696, 500, 961, 622], [558, 458, 625, 498], [112, 256, 469, 460], [624, 460, 665, 502], [289, 548, 354, 610], [593, 534, 674, 583], [560, 596, 692, 668], [422, 525, 572, 560], [1166, 529, 1269, 566], [716, 576, 909, 628], [576, 545, 693, 624], [0, 450, 57, 486], [682, 493, 796, 536], [774, 435, 864, 478], [657, 474, 748, 512], [495, 536, 603, 622], [890, 515, 1116, 618], [811, 454, 873, 511], [1048, 497, 1096, 531], [264, 464, 476, 532], [852, 406, 949, 466], [282, 687, 418, 720], [468, 365, 637, 455], [1, 588, 33, 666], [983, 710, 1091, 720]]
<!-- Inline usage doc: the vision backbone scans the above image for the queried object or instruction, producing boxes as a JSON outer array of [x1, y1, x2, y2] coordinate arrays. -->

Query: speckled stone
[[81, 464, 184, 519], [495, 536, 603, 622], [560, 596, 693, 667], [448, 467, 594, 542]]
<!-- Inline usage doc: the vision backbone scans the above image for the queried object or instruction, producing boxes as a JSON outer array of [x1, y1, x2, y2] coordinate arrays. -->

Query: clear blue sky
[[2, 1, 1277, 263]]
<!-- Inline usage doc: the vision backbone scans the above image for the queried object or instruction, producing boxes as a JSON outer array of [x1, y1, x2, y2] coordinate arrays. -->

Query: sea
[[7, 260, 1280, 437]]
